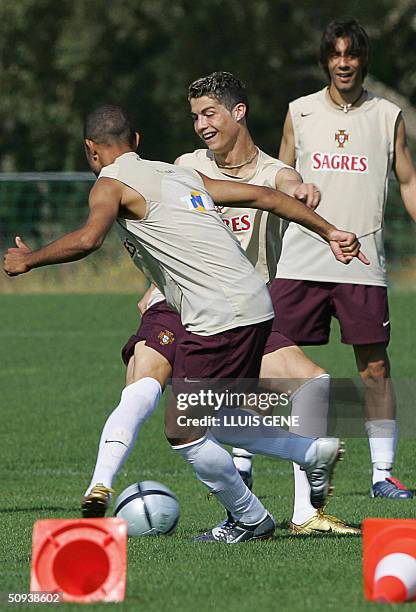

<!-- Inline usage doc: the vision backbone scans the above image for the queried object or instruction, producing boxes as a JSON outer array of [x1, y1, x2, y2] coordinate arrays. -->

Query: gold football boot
[[289, 509, 361, 535], [81, 483, 114, 518]]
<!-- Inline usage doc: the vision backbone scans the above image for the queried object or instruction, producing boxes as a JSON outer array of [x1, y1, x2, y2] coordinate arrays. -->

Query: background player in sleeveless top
[[3, 105, 365, 542], [112, 74, 359, 534], [277, 18, 416, 499]]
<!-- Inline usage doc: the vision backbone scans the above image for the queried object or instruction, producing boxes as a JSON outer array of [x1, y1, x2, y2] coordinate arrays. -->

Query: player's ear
[[84, 139, 98, 160], [232, 103, 247, 122]]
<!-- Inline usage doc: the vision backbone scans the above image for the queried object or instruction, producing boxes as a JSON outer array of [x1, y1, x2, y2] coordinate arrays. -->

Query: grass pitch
[[1, 293, 415, 611]]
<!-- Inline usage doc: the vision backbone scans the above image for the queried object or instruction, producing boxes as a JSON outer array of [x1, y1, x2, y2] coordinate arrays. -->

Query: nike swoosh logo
[[301, 112, 313, 117], [310, 527, 330, 533], [184, 377, 201, 383], [382, 320, 390, 327], [105, 440, 128, 447]]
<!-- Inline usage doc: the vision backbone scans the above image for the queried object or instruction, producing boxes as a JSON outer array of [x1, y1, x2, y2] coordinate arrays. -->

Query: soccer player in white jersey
[[277, 18, 416, 499], [4, 105, 366, 542], [91, 74, 359, 535]]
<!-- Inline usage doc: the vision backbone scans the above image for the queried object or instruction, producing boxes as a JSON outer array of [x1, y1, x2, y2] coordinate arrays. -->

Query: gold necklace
[[328, 88, 365, 113], [215, 147, 259, 169]]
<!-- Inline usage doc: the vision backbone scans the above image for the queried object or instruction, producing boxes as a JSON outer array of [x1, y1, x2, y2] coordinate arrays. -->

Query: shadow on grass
[[0, 506, 78, 514]]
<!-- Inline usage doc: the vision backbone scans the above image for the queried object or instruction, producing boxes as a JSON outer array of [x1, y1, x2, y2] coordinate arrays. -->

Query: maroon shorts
[[172, 319, 273, 381], [263, 280, 296, 354], [121, 301, 185, 367], [272, 279, 390, 346], [168, 319, 272, 440]]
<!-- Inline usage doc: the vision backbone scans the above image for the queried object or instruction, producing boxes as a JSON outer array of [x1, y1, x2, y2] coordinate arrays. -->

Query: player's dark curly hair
[[320, 18, 370, 80], [188, 71, 249, 117], [84, 105, 136, 146]]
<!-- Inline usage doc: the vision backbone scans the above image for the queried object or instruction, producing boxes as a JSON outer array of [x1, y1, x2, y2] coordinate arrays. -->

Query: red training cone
[[30, 518, 127, 603], [363, 518, 416, 603]]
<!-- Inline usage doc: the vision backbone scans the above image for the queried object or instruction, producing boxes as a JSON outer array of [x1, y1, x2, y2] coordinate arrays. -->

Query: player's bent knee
[[164, 404, 207, 445], [354, 343, 390, 373], [260, 346, 326, 388], [360, 359, 389, 381], [165, 422, 207, 446]]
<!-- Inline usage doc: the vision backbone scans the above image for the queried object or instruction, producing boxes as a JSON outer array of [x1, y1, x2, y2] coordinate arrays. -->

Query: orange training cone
[[363, 518, 416, 603], [30, 518, 127, 603]]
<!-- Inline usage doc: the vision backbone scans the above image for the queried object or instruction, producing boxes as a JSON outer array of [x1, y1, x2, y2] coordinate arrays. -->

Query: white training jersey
[[99, 152, 274, 335], [177, 148, 291, 284], [277, 88, 401, 286]]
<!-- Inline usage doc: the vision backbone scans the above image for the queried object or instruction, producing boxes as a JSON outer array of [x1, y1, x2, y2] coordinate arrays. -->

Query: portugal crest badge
[[335, 129, 349, 148], [158, 330, 175, 345]]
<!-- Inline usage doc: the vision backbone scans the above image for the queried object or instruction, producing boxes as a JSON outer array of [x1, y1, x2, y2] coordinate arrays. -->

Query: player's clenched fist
[[3, 236, 32, 276], [327, 229, 370, 265]]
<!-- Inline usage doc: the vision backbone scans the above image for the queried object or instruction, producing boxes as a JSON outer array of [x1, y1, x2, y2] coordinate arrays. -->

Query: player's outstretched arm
[[394, 115, 416, 222], [198, 172, 369, 265], [3, 178, 122, 276]]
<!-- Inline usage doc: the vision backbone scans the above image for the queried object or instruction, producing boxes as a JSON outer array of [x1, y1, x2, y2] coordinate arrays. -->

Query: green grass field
[[1, 293, 415, 611]]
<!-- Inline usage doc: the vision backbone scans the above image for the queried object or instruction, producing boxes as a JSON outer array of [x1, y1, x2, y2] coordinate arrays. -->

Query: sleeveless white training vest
[[277, 88, 401, 285], [99, 152, 274, 334]]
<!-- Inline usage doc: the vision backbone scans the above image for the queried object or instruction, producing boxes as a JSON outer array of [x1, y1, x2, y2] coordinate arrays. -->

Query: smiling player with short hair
[[102, 73, 362, 535]]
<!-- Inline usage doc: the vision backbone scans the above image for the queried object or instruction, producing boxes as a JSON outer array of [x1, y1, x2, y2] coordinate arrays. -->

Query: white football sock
[[212, 408, 314, 465], [372, 463, 392, 485], [291, 464, 316, 525], [172, 433, 267, 525], [290, 375, 330, 525], [365, 419, 397, 484], [85, 377, 162, 495], [232, 448, 254, 474]]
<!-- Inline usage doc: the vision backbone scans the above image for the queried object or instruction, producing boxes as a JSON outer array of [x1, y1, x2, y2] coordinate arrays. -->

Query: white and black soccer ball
[[114, 481, 180, 537]]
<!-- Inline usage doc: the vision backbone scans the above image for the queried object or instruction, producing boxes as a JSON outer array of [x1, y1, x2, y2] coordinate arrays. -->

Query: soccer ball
[[114, 481, 180, 537]]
